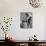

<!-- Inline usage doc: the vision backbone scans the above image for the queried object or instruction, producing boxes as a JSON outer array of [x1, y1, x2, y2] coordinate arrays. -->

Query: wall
[[44, 15, 46, 40], [0, 0, 46, 40]]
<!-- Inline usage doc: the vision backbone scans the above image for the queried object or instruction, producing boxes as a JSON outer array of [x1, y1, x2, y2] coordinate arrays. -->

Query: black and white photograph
[[20, 12, 32, 28]]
